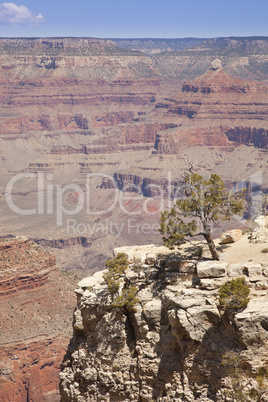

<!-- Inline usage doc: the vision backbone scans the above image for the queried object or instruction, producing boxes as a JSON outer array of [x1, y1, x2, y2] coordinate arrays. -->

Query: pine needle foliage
[[103, 253, 128, 295], [112, 287, 140, 311], [103, 253, 139, 311], [160, 169, 245, 260], [218, 277, 250, 314]]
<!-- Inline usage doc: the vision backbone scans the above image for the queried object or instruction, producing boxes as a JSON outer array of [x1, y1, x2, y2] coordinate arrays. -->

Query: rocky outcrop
[[31, 236, 93, 249], [0, 237, 76, 402], [153, 61, 268, 153], [220, 229, 243, 244], [0, 337, 68, 402], [101, 172, 181, 198], [226, 127, 268, 148], [151, 37, 268, 82], [0, 236, 55, 296], [119, 123, 178, 145], [182, 59, 267, 94], [60, 245, 268, 401], [154, 126, 230, 154]]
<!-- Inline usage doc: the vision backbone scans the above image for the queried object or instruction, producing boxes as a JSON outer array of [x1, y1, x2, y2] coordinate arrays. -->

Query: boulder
[[227, 263, 244, 277], [199, 277, 228, 290], [114, 244, 170, 264], [220, 229, 242, 244], [142, 299, 162, 327], [263, 268, 268, 277], [197, 261, 228, 278], [255, 215, 268, 229], [164, 258, 196, 274], [243, 263, 263, 277]]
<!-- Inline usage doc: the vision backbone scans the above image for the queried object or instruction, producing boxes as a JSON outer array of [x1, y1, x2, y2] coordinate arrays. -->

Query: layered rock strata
[[60, 244, 268, 401], [153, 60, 268, 153], [0, 237, 76, 401]]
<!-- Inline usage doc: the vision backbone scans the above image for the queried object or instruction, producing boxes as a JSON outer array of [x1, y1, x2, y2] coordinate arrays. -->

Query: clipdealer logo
[[5, 172, 172, 226], [5, 170, 263, 234]]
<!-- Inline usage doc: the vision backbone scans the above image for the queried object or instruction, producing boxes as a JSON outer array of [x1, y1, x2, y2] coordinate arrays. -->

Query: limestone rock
[[142, 299, 162, 327], [255, 215, 268, 229], [60, 245, 268, 402], [197, 261, 228, 278], [243, 263, 263, 277], [113, 244, 171, 264], [227, 263, 244, 277], [199, 277, 228, 290], [210, 58, 223, 71], [220, 229, 242, 244]]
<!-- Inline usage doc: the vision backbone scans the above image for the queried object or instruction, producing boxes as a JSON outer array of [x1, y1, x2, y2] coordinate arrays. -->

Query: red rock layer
[[0, 237, 56, 296], [154, 126, 230, 154], [182, 67, 267, 94], [0, 337, 66, 402], [225, 126, 268, 148], [153, 64, 268, 153], [0, 237, 76, 402]]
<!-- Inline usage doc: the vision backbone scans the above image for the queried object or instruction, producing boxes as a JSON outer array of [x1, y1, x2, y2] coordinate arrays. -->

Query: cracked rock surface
[[60, 247, 268, 401]]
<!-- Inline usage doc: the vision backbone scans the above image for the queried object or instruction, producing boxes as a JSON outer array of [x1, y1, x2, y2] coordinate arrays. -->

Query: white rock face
[[60, 245, 268, 402], [197, 261, 228, 278], [210, 58, 223, 70], [227, 263, 244, 277], [113, 244, 171, 264], [250, 215, 268, 244], [255, 215, 268, 229], [220, 229, 242, 244]]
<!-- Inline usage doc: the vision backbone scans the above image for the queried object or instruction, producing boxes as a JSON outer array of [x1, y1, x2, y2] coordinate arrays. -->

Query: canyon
[[0, 236, 76, 401], [0, 37, 267, 401]]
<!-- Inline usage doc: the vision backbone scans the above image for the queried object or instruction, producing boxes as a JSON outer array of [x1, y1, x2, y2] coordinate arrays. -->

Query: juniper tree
[[159, 168, 245, 260], [103, 253, 139, 311], [218, 277, 250, 316]]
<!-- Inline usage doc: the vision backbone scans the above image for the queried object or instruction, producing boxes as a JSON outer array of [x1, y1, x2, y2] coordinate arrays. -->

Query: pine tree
[[159, 167, 245, 260]]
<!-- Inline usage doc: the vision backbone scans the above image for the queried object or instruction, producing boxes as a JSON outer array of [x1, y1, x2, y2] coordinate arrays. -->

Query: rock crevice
[[60, 245, 268, 401]]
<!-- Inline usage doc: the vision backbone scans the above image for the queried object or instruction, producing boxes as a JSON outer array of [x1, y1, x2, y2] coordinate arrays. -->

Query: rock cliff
[[60, 243, 268, 401], [153, 60, 268, 153], [0, 236, 76, 401]]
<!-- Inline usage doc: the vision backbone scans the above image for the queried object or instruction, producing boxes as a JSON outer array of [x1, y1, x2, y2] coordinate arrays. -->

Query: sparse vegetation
[[103, 253, 129, 295], [160, 166, 245, 260], [222, 352, 268, 402], [132, 262, 143, 273], [103, 253, 139, 311], [250, 366, 268, 401], [159, 166, 245, 260], [218, 277, 250, 316], [261, 248, 268, 253], [221, 351, 251, 402], [112, 287, 139, 311]]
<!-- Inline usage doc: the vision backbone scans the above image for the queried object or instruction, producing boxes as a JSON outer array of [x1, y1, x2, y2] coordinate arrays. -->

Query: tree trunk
[[204, 231, 220, 260]]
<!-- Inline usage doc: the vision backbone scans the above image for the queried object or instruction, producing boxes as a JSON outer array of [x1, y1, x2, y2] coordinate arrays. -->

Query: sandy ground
[[217, 234, 268, 264], [176, 232, 268, 265]]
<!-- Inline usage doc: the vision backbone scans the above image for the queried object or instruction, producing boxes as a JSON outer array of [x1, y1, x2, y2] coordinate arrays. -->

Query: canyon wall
[[59, 244, 268, 401], [0, 237, 76, 401], [1, 37, 268, 401]]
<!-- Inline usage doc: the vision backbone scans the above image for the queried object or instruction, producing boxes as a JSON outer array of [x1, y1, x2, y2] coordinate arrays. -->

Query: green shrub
[[221, 351, 251, 401], [103, 254, 139, 311], [103, 253, 128, 295], [218, 277, 250, 315], [112, 286, 139, 311], [261, 248, 268, 253], [249, 366, 268, 400], [132, 262, 143, 273]]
